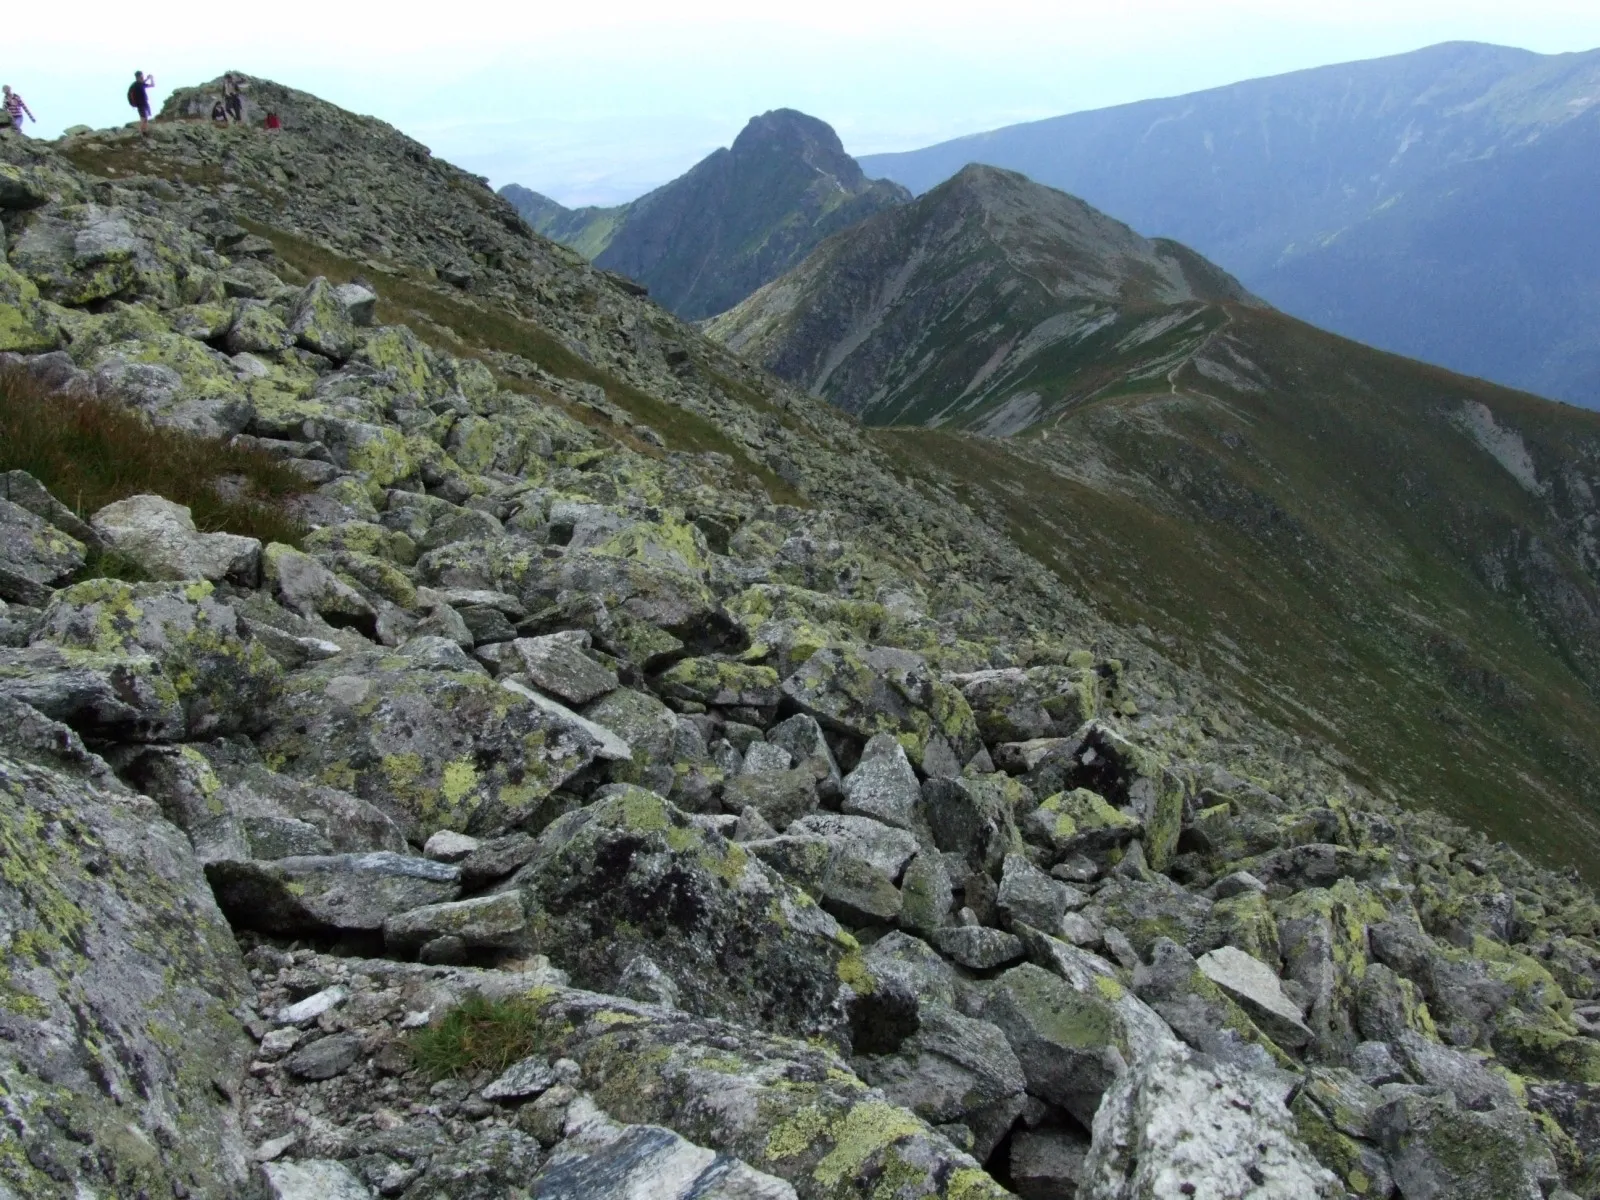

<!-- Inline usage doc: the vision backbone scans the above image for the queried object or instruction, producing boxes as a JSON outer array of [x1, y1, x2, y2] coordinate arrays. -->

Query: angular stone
[[933, 926, 1026, 971], [502, 679, 632, 761], [91, 493, 261, 582], [982, 962, 1130, 1123], [0, 496, 83, 605], [899, 852, 955, 937], [1197, 945, 1315, 1049], [285, 1032, 362, 1081], [766, 712, 842, 798], [262, 542, 377, 634], [1373, 1091, 1559, 1200], [261, 1159, 372, 1200], [997, 853, 1072, 934], [424, 829, 480, 862], [482, 1055, 557, 1102], [791, 812, 920, 878], [288, 276, 356, 360], [920, 773, 1029, 873], [819, 853, 902, 926], [514, 632, 619, 705], [1010, 1129, 1089, 1200], [459, 832, 540, 888], [1082, 1043, 1341, 1199], [1024, 787, 1141, 859], [841, 733, 921, 830], [383, 892, 527, 953], [276, 986, 348, 1027], [207, 851, 461, 935], [724, 767, 818, 829]]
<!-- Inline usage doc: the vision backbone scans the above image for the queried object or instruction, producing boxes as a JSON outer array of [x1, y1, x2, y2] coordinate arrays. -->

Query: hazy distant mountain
[[708, 164, 1260, 426], [502, 110, 909, 320], [860, 41, 1600, 407]]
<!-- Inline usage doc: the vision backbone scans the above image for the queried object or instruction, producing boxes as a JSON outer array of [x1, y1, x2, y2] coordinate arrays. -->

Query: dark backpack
[[127, 82, 142, 108]]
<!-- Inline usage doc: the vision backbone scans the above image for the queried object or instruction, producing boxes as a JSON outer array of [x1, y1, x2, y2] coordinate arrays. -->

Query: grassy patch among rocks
[[406, 992, 548, 1080], [0, 364, 310, 545]]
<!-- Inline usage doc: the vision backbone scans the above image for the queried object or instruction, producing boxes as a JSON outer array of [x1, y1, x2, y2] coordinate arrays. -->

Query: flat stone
[[275, 985, 348, 1027], [482, 1055, 557, 1102], [261, 1158, 373, 1199], [1197, 945, 1315, 1049], [92, 494, 260, 583], [514, 633, 619, 706], [383, 892, 527, 953], [285, 1032, 362, 1081], [423, 829, 481, 862], [502, 679, 632, 761], [932, 925, 1026, 970]]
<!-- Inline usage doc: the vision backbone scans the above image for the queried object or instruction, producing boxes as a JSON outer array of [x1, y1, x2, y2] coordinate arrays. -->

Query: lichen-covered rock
[[256, 641, 608, 840], [0, 260, 61, 351], [1087, 876, 1215, 958], [262, 542, 378, 635], [90, 493, 262, 583], [0, 746, 254, 1198], [0, 641, 185, 741], [1372, 1090, 1559, 1200], [1081, 1042, 1341, 1199], [1197, 945, 1315, 1050], [34, 578, 282, 738], [0, 496, 83, 605], [287, 276, 356, 360], [583, 684, 681, 794], [858, 1006, 1027, 1161], [840, 732, 921, 830], [1024, 787, 1140, 860], [981, 962, 1130, 1124], [921, 773, 1028, 873], [657, 655, 782, 708], [781, 644, 981, 767], [207, 850, 461, 934], [512, 787, 860, 1038], [514, 631, 619, 705], [383, 891, 528, 954]]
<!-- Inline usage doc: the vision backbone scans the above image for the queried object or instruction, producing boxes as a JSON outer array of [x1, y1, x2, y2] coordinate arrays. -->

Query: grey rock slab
[[207, 851, 461, 935], [481, 1055, 557, 1102], [933, 926, 1026, 971], [1010, 1128, 1089, 1200], [1197, 945, 1315, 1049], [0, 642, 185, 741], [276, 985, 348, 1027], [790, 812, 920, 879], [861, 1005, 1026, 1130], [532, 1107, 798, 1199], [261, 1158, 374, 1199], [91, 493, 261, 582], [724, 767, 819, 829], [997, 853, 1072, 934], [840, 732, 921, 830], [766, 712, 842, 797], [262, 542, 376, 632], [981, 962, 1130, 1124], [502, 678, 632, 761], [514, 632, 619, 705], [0, 746, 255, 1198], [819, 853, 902, 926], [742, 740, 794, 775], [898, 851, 955, 937], [383, 891, 527, 953], [1373, 1091, 1559, 1200], [459, 831, 540, 888], [0, 495, 83, 605], [1082, 1042, 1342, 1199], [285, 1031, 362, 1081], [423, 829, 480, 861]]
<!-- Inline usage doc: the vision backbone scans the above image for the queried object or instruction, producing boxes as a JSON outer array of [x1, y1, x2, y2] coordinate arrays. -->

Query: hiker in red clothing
[[128, 71, 155, 136], [264, 111, 282, 132], [2, 86, 35, 136]]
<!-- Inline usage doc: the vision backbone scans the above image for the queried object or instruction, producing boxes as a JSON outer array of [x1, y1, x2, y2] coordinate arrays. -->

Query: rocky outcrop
[[0, 76, 1597, 1200]]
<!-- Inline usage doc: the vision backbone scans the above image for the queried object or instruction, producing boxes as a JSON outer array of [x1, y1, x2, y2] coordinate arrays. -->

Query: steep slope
[[712, 165, 1600, 865], [708, 164, 1261, 426], [501, 109, 909, 319], [860, 41, 1600, 406], [5, 72, 1600, 1200]]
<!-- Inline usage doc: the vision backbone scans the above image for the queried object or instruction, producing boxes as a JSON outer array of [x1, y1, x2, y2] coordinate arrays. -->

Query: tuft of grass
[[0, 365, 310, 546], [406, 993, 547, 1081]]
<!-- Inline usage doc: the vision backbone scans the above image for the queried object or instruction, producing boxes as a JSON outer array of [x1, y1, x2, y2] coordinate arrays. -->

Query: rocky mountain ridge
[[0, 73, 1598, 1200], [708, 162, 1600, 884], [502, 109, 910, 321], [861, 40, 1600, 408]]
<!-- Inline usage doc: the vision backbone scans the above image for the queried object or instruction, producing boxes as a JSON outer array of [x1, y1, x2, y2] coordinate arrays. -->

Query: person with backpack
[[210, 97, 230, 127], [127, 71, 155, 136], [222, 73, 245, 124], [2, 86, 35, 136]]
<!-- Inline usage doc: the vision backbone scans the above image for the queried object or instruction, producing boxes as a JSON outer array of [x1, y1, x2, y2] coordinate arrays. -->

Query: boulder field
[[2, 80, 1599, 1199]]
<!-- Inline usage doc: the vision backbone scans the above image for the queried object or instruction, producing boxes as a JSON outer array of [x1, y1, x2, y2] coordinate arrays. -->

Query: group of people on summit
[[1, 71, 279, 138]]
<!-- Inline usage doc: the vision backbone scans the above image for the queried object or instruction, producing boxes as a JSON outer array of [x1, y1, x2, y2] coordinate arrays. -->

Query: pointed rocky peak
[[730, 109, 866, 186]]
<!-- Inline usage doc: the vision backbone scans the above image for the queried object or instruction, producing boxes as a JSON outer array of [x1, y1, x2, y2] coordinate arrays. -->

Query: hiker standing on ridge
[[2, 86, 35, 136], [128, 71, 155, 136], [222, 73, 244, 124]]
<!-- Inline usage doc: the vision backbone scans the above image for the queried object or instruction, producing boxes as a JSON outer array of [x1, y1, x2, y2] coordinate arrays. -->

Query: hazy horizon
[[10, 1, 1600, 206]]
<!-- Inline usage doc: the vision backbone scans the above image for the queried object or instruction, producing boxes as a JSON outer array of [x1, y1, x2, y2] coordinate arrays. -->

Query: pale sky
[[9, 0, 1600, 206]]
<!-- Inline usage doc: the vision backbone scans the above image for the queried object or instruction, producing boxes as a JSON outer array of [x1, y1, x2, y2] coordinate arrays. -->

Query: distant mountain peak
[[503, 108, 908, 321]]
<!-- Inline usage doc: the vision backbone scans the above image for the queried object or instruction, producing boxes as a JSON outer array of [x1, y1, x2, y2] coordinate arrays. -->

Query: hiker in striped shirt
[[2, 86, 34, 136]]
